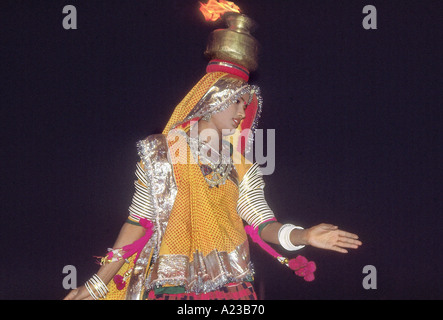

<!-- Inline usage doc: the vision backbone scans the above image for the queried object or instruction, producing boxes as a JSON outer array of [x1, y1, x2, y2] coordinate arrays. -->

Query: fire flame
[[199, 0, 241, 22]]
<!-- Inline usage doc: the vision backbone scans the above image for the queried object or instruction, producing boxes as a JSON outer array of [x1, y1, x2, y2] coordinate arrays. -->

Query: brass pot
[[204, 12, 259, 72]]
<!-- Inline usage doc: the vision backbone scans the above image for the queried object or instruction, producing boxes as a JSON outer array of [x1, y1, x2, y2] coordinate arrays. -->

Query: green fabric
[[154, 286, 186, 295], [125, 218, 141, 226], [152, 276, 254, 295]]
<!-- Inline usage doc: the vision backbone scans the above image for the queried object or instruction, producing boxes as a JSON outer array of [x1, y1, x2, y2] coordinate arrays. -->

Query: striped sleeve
[[127, 162, 156, 224], [237, 163, 276, 229]]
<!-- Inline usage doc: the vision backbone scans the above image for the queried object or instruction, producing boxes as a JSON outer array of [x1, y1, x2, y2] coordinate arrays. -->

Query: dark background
[[1, 0, 442, 300]]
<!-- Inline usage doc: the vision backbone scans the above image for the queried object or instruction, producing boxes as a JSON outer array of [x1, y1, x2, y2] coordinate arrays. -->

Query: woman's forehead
[[239, 92, 251, 102]]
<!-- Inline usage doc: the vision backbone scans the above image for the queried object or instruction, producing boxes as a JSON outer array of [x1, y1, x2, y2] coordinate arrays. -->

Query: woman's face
[[208, 93, 250, 136]]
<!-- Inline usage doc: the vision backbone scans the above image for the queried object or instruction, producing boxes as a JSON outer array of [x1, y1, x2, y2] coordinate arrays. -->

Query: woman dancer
[[64, 13, 362, 301]]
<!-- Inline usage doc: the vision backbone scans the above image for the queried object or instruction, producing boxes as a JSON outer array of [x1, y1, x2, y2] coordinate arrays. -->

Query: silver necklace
[[187, 135, 233, 188]]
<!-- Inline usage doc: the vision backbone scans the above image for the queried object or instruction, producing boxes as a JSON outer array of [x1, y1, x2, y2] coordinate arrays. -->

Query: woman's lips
[[232, 118, 241, 127]]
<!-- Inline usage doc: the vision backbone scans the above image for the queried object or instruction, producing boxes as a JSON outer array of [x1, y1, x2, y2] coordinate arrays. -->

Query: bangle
[[278, 224, 305, 251], [85, 281, 99, 300], [85, 274, 109, 300]]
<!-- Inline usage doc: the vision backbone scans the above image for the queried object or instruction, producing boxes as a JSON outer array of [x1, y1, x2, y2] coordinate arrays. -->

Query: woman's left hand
[[305, 223, 362, 253]]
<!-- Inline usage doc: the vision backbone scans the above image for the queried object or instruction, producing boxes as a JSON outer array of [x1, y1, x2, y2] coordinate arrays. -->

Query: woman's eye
[[236, 99, 241, 104]]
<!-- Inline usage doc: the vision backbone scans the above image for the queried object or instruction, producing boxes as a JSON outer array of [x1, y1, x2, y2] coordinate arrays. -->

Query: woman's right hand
[[63, 221, 146, 300], [63, 285, 94, 300]]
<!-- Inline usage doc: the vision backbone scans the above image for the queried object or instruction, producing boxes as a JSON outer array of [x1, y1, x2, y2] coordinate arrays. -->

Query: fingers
[[321, 224, 361, 242], [339, 233, 362, 243], [339, 232, 363, 247], [326, 240, 356, 253], [331, 241, 360, 253], [63, 289, 78, 300], [64, 287, 95, 300], [329, 226, 363, 253], [338, 230, 360, 240], [333, 235, 362, 253], [330, 226, 363, 246], [337, 240, 360, 249], [320, 224, 338, 230], [320, 224, 359, 236], [330, 246, 349, 254]]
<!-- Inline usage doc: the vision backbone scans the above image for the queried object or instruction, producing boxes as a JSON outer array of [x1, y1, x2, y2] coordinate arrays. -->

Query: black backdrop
[[1, 0, 442, 300]]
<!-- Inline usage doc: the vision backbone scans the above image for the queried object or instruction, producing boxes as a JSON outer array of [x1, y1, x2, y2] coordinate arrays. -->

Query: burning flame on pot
[[199, 0, 241, 22]]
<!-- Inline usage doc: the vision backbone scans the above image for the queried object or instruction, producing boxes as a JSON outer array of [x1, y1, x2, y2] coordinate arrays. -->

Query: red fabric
[[237, 93, 258, 154], [206, 59, 250, 82]]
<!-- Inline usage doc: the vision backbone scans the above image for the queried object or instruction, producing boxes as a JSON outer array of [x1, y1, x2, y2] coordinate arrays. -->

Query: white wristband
[[278, 224, 305, 251]]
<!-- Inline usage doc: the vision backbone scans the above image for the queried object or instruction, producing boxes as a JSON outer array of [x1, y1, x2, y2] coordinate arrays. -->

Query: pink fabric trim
[[121, 218, 153, 264], [112, 218, 154, 290]]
